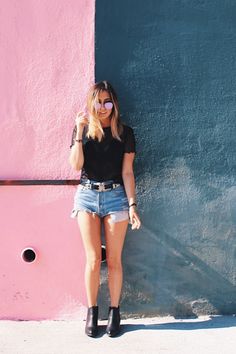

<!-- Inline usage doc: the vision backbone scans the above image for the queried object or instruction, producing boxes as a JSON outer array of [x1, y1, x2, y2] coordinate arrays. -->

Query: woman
[[69, 81, 141, 337]]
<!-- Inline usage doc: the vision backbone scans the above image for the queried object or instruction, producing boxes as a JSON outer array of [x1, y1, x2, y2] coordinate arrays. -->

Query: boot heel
[[106, 306, 121, 337], [85, 306, 99, 337]]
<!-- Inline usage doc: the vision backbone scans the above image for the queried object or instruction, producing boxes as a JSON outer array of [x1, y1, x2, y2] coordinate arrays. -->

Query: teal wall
[[96, 0, 236, 317]]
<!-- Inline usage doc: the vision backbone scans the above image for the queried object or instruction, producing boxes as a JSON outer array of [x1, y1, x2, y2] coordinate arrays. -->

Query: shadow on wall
[[121, 157, 236, 318], [122, 222, 236, 318]]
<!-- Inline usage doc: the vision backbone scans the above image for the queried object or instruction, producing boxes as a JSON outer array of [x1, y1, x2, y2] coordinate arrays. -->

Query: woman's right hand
[[75, 111, 89, 130]]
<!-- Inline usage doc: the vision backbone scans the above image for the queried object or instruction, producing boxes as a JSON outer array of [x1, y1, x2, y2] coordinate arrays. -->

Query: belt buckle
[[97, 182, 105, 192]]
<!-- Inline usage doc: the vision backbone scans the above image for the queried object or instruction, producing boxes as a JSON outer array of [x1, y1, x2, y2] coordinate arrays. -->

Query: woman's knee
[[106, 257, 122, 272], [86, 257, 101, 272]]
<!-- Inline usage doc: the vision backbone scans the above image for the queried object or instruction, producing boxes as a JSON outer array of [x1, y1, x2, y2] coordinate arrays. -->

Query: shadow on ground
[[121, 316, 236, 333]]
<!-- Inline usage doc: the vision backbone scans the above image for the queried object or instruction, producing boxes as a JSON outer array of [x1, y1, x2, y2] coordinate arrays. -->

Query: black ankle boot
[[106, 306, 121, 337], [85, 306, 99, 337]]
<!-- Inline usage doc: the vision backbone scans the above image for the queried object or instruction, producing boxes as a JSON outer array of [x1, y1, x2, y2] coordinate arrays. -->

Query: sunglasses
[[94, 101, 113, 110]]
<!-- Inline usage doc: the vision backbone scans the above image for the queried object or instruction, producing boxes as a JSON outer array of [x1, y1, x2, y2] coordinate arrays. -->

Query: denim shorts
[[70, 181, 129, 223]]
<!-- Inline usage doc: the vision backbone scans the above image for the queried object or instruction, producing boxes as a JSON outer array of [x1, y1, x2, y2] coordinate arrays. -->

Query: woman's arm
[[122, 152, 141, 229], [68, 127, 84, 171], [122, 152, 136, 205], [68, 113, 88, 171]]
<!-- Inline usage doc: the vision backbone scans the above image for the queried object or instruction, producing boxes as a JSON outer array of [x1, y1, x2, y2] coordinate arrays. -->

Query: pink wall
[[0, 0, 94, 319]]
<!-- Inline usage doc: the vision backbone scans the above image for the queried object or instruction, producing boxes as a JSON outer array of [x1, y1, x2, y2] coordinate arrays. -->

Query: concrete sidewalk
[[0, 315, 235, 354]]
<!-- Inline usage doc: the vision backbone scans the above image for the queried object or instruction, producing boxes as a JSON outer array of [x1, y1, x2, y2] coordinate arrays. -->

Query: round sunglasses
[[94, 101, 113, 110]]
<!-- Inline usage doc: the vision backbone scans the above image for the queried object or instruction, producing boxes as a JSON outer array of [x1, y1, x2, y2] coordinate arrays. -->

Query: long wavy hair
[[86, 81, 123, 141]]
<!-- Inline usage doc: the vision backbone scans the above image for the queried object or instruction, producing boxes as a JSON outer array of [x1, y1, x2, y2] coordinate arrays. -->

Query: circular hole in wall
[[101, 245, 106, 263], [21, 248, 37, 263]]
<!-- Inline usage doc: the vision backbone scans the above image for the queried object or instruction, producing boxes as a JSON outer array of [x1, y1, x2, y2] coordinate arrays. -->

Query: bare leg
[[103, 216, 129, 307], [77, 212, 101, 307]]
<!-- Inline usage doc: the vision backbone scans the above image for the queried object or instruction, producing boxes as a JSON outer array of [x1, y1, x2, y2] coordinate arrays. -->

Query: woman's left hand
[[129, 206, 141, 230]]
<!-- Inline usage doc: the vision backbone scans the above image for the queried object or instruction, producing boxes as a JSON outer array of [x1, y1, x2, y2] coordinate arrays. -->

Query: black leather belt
[[80, 181, 121, 192]]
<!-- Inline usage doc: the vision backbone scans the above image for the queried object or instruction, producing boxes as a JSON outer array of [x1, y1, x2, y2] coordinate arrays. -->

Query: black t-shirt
[[70, 124, 136, 183]]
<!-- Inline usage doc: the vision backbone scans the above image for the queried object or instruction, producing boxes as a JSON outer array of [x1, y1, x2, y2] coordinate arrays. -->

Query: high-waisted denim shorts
[[70, 181, 129, 223]]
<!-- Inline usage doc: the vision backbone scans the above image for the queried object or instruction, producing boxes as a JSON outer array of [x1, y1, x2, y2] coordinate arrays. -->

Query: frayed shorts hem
[[70, 209, 129, 223]]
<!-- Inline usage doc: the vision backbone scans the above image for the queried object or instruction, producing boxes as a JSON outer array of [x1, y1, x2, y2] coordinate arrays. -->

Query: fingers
[[76, 111, 87, 120], [133, 216, 141, 229], [130, 213, 141, 230], [75, 111, 89, 127], [77, 110, 87, 117]]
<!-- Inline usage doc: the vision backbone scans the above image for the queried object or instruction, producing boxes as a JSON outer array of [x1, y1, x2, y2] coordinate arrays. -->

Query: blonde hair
[[86, 81, 123, 141]]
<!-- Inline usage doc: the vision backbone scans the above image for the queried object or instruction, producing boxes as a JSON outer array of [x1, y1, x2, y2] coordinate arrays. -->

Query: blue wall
[[96, 0, 236, 316]]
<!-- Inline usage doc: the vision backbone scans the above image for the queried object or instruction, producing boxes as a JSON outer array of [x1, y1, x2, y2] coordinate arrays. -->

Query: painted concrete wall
[[1, 0, 235, 321], [0, 0, 94, 320], [96, 0, 236, 316]]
